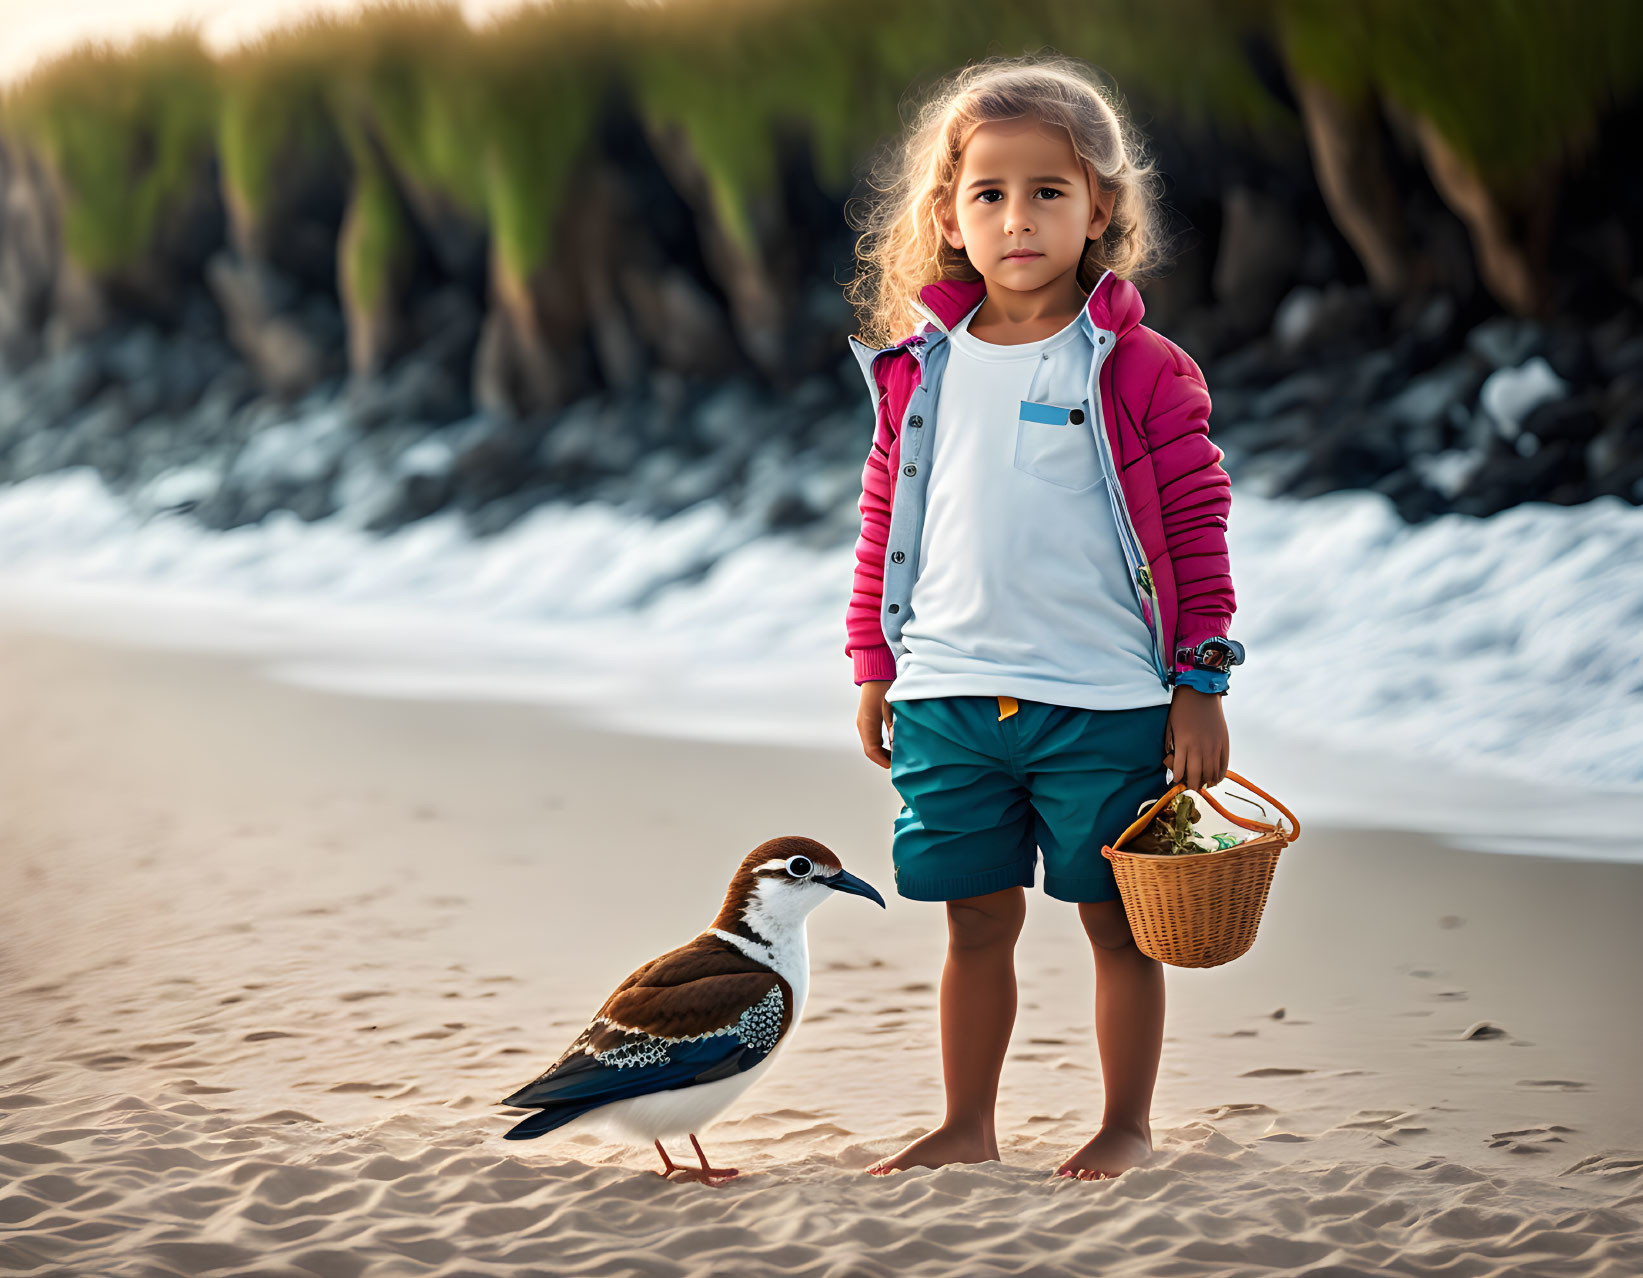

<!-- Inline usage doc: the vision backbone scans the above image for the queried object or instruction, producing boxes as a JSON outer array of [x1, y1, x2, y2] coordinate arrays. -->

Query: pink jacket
[[844, 268, 1237, 690]]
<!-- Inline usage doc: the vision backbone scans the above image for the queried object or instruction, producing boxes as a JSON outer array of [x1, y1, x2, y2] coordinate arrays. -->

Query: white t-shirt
[[886, 298, 1170, 710]]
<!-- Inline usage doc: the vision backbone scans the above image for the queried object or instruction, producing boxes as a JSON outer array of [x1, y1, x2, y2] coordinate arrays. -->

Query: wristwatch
[[1171, 637, 1245, 695], [1175, 637, 1245, 672]]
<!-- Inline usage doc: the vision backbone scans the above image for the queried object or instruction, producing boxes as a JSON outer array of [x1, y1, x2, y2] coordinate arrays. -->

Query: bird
[[496, 835, 885, 1184]]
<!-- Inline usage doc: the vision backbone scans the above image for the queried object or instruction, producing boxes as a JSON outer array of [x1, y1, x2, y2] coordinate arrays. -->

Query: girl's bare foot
[[865, 1122, 998, 1175], [1052, 1121, 1152, 1180]]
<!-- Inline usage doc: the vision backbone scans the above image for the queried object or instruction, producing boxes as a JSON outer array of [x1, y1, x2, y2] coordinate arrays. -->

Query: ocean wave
[[2, 466, 1639, 833]]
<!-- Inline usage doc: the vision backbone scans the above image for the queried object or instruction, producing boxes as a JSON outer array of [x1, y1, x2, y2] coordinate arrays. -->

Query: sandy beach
[[3, 625, 1641, 1277]]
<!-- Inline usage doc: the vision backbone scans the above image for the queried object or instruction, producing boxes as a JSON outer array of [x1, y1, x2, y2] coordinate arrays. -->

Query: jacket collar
[[909, 267, 1144, 343]]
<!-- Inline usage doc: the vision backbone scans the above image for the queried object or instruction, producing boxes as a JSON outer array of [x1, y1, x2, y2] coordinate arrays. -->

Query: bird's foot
[[663, 1165, 740, 1186], [1051, 1121, 1152, 1181], [864, 1123, 997, 1176], [653, 1136, 739, 1186]]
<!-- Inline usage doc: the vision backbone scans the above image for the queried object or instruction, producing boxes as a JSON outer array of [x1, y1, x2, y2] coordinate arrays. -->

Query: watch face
[[1180, 639, 1234, 670]]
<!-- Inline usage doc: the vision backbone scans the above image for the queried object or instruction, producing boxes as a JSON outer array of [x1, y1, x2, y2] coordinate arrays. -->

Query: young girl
[[842, 54, 1243, 1181]]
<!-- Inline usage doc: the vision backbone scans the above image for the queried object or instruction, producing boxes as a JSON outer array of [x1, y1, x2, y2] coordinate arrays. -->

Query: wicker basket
[[1101, 769, 1300, 969]]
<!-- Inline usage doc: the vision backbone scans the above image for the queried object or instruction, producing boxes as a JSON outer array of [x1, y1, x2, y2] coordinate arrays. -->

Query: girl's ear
[[1086, 177, 1117, 241], [935, 194, 964, 251]]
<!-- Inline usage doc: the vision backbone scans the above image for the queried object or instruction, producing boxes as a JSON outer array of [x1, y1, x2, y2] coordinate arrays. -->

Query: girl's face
[[938, 116, 1114, 297]]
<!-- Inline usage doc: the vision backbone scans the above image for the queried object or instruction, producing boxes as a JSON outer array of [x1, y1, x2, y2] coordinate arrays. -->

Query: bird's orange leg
[[654, 1139, 683, 1177], [688, 1132, 740, 1184]]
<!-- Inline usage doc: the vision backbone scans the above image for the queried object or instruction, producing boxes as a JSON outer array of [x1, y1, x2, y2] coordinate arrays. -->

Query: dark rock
[[1539, 326, 1600, 388], [1382, 357, 1489, 434], [1466, 316, 1542, 369], [1585, 407, 1643, 481], [445, 414, 531, 509], [1342, 349, 1406, 407], [1252, 369, 1336, 419], [1213, 186, 1303, 341], [1371, 466, 1449, 522], [1453, 438, 1586, 517], [1522, 394, 1603, 447], [1283, 410, 1404, 497], [1271, 282, 1382, 359], [206, 252, 332, 398]]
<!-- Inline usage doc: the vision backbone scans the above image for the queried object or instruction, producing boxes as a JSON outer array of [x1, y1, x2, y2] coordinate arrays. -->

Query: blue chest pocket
[[1014, 400, 1102, 492]]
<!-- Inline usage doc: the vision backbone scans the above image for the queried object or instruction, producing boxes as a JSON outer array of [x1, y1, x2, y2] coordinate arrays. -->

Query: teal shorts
[[888, 695, 1171, 904]]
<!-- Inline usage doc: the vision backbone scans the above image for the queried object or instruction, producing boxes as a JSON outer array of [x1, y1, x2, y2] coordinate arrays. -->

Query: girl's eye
[[976, 187, 1062, 203], [785, 856, 813, 878]]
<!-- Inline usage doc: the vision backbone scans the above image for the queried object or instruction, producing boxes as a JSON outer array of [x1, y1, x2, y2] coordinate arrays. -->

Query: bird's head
[[711, 836, 886, 941]]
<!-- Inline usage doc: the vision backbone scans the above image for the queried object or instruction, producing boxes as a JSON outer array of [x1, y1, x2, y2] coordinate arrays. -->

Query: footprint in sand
[[1336, 1110, 1428, 1140], [1201, 1103, 1276, 1120], [1487, 1124, 1572, 1154], [1563, 1152, 1643, 1179], [1516, 1078, 1589, 1091], [79, 1053, 138, 1070], [174, 1080, 234, 1095], [1337, 1109, 1409, 1129], [1240, 1067, 1314, 1078]]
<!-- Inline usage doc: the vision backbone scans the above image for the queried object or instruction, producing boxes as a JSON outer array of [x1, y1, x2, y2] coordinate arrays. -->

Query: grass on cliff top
[[0, 30, 218, 273], [1277, 0, 1643, 182], [0, 0, 1637, 278]]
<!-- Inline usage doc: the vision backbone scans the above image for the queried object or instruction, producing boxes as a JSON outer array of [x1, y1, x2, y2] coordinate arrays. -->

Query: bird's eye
[[785, 856, 813, 878]]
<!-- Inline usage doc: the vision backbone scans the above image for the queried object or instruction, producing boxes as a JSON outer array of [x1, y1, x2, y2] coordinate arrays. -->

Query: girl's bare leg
[[1054, 898, 1162, 1180], [865, 886, 1025, 1175]]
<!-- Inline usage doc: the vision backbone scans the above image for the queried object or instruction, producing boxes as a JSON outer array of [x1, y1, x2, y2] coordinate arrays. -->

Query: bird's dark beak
[[825, 869, 886, 908]]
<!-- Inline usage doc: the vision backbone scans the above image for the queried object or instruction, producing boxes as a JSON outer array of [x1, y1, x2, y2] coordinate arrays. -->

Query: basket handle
[[1112, 768, 1300, 851]]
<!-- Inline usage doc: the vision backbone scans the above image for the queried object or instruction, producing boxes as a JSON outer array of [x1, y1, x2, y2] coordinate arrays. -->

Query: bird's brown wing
[[497, 933, 793, 1108]]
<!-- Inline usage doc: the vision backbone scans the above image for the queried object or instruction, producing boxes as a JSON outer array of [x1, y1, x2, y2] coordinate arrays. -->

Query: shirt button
[[891, 551, 905, 564], [908, 414, 923, 428], [1069, 409, 1085, 424], [903, 464, 917, 476], [888, 604, 900, 614]]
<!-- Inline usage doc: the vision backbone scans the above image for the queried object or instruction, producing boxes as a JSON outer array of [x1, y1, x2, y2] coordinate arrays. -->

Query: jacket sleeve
[[844, 340, 898, 684], [1144, 340, 1238, 680]]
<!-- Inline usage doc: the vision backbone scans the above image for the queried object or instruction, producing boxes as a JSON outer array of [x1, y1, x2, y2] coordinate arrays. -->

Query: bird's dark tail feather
[[502, 1103, 601, 1141]]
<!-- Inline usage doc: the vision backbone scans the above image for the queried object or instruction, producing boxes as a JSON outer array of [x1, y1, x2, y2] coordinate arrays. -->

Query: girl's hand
[[857, 680, 894, 768], [1163, 687, 1228, 793]]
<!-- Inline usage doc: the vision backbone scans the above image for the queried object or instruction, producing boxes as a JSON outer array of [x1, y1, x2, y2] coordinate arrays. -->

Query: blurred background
[[1, 0, 1641, 835]]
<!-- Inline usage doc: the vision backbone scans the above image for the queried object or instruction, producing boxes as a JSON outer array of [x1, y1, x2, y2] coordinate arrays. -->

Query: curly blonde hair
[[844, 51, 1167, 348]]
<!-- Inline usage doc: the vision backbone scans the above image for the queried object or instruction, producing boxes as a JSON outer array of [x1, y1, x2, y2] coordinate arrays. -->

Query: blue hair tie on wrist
[[1174, 667, 1229, 695]]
